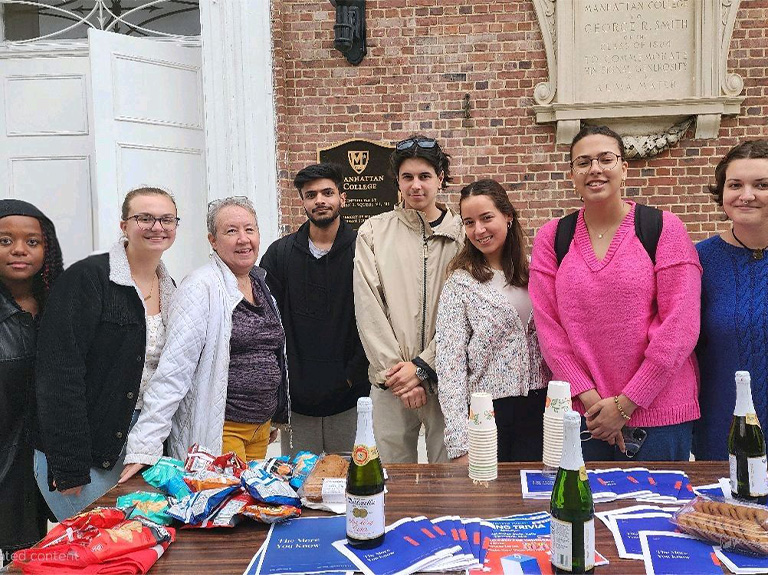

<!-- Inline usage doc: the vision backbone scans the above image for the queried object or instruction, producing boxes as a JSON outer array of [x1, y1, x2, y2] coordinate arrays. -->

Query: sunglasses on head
[[395, 137, 438, 151]]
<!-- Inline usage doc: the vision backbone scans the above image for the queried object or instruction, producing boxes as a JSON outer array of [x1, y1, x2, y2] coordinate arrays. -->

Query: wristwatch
[[415, 365, 429, 383]]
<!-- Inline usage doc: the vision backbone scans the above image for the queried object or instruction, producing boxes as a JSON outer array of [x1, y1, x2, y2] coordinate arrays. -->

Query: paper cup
[[545, 381, 572, 416], [469, 392, 496, 430]]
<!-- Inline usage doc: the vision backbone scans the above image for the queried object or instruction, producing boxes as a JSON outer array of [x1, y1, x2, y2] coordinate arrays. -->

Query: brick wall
[[271, 0, 768, 243]]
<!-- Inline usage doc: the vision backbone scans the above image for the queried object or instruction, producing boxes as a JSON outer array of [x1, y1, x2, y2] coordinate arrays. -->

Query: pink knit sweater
[[529, 203, 702, 427]]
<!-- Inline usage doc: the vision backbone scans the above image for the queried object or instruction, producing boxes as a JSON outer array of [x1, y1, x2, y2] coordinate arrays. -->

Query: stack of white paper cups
[[542, 381, 572, 470], [468, 392, 497, 481]]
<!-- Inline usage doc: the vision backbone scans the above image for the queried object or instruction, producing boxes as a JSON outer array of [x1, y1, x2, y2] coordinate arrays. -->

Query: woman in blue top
[[695, 140, 768, 460]]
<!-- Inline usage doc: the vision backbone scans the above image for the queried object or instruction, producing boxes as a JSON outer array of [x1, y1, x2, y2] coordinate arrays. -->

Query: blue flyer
[[715, 546, 768, 574], [247, 515, 357, 575], [432, 515, 475, 566], [333, 517, 453, 576], [639, 531, 721, 575], [611, 514, 676, 559], [489, 512, 551, 540]]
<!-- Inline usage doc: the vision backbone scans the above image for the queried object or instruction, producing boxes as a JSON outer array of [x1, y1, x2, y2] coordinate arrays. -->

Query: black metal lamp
[[330, 0, 366, 66]]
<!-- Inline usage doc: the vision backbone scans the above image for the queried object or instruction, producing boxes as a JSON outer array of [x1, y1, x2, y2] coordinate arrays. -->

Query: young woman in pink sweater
[[529, 125, 702, 461]]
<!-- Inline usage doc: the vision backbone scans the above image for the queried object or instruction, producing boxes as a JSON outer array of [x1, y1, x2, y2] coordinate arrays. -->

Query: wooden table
[[8, 461, 729, 574]]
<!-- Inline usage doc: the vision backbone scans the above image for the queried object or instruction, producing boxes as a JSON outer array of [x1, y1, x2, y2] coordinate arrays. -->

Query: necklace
[[141, 276, 156, 301], [731, 227, 768, 260], [583, 217, 612, 240]]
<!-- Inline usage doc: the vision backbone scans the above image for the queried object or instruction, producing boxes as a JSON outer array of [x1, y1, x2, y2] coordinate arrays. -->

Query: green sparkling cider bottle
[[550, 410, 595, 575], [346, 397, 385, 548], [729, 371, 768, 504]]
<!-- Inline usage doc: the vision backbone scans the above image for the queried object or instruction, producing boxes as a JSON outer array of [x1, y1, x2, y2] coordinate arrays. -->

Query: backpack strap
[[555, 211, 579, 266], [633, 203, 663, 265]]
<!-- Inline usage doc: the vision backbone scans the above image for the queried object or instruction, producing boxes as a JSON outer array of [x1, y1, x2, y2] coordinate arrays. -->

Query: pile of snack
[[13, 507, 175, 575], [119, 444, 333, 529], [674, 494, 768, 555]]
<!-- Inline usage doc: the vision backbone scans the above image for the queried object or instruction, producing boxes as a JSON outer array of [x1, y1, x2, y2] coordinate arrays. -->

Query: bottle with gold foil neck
[[729, 371, 768, 504], [346, 397, 385, 548], [550, 410, 594, 575]]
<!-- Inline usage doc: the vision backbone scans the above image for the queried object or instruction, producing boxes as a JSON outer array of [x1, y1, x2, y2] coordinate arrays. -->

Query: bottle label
[[550, 517, 594, 571], [730, 455, 738, 493], [747, 413, 761, 426], [749, 456, 768, 496], [584, 518, 595, 571], [352, 444, 379, 467], [346, 492, 385, 540], [550, 517, 573, 571]]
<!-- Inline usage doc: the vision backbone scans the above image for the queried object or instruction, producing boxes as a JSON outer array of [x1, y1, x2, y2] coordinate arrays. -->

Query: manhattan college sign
[[318, 139, 397, 229]]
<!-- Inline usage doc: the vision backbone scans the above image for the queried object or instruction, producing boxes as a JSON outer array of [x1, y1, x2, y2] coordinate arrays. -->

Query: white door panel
[[0, 54, 95, 267], [89, 29, 206, 282]]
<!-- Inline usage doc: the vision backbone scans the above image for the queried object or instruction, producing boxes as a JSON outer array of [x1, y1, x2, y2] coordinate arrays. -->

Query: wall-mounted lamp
[[330, 0, 366, 66]]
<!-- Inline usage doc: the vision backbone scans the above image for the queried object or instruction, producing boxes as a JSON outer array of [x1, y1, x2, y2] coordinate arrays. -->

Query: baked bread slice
[[302, 454, 349, 503]]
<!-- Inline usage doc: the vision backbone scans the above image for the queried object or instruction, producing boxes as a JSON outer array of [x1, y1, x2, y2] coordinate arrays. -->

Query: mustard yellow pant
[[221, 420, 271, 462]]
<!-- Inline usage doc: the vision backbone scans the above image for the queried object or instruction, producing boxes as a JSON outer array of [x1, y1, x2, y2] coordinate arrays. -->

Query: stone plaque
[[576, 1, 694, 103], [531, 0, 746, 145], [318, 139, 396, 229]]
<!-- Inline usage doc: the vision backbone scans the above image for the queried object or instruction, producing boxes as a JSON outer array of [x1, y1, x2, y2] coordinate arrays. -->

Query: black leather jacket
[[0, 292, 47, 549]]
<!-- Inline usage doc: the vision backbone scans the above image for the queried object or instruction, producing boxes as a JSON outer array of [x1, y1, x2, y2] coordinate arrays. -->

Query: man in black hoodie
[[261, 163, 370, 455]]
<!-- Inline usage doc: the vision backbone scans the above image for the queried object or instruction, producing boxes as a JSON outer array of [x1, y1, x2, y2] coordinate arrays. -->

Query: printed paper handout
[[639, 531, 721, 576]]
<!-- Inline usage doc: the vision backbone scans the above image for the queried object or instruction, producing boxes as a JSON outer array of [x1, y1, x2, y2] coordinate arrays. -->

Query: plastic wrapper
[[258, 456, 294, 479], [184, 443, 217, 473], [672, 495, 768, 555], [166, 485, 240, 525], [289, 451, 319, 490], [13, 507, 175, 568], [142, 457, 191, 500], [188, 491, 256, 529], [242, 503, 301, 524], [117, 491, 174, 525], [241, 467, 301, 507], [183, 469, 241, 492], [208, 452, 247, 478]]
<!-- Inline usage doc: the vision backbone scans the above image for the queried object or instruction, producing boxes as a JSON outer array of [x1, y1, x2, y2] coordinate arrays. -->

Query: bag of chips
[[241, 467, 301, 507], [142, 457, 191, 501], [242, 503, 301, 524], [117, 491, 174, 525], [166, 485, 240, 525], [289, 451, 319, 490]]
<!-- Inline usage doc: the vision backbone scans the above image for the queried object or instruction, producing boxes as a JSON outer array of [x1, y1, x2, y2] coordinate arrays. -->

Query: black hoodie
[[260, 218, 370, 417]]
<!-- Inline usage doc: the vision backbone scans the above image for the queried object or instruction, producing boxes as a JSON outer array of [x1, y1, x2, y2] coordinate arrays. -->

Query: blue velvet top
[[694, 235, 768, 460]]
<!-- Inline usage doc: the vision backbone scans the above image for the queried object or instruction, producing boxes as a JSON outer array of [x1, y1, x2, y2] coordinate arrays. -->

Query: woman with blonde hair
[[34, 187, 178, 520]]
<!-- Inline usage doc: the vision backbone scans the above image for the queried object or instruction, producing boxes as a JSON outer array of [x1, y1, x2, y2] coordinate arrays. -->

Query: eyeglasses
[[125, 213, 180, 230], [570, 151, 621, 174], [395, 137, 438, 151]]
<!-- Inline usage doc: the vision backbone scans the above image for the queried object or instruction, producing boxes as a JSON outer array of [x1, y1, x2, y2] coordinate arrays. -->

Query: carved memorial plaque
[[576, 1, 695, 102], [318, 139, 396, 229], [531, 0, 746, 149]]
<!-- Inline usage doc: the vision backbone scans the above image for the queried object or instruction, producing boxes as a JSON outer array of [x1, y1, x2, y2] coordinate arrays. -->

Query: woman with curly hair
[[0, 199, 63, 564]]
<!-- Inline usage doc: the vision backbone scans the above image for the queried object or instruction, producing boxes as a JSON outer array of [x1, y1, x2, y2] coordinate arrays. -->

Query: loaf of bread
[[676, 498, 768, 554], [301, 454, 349, 503]]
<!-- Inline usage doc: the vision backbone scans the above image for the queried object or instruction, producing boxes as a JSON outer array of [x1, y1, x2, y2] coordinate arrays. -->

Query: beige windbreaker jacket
[[353, 203, 464, 389]]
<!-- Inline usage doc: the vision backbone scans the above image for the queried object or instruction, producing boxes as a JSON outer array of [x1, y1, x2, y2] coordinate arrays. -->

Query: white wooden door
[[89, 29, 206, 282], [0, 50, 95, 267]]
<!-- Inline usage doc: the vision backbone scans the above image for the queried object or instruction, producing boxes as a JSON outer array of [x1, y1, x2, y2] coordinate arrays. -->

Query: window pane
[[3, 1, 200, 42]]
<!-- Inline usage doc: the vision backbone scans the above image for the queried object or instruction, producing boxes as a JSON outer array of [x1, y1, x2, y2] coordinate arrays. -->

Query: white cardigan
[[125, 253, 266, 464]]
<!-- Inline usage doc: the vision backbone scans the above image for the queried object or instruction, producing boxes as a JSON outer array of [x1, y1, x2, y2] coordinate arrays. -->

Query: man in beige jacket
[[353, 136, 464, 463]]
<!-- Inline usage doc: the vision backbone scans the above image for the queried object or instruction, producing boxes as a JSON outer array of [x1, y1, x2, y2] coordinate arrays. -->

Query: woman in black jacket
[[0, 200, 63, 565], [34, 187, 177, 521]]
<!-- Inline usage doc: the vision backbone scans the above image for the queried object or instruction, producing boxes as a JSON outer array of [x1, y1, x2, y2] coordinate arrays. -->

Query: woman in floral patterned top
[[436, 179, 550, 463]]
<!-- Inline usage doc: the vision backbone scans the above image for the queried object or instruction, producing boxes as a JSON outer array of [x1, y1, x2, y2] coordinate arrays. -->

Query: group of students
[[1, 125, 767, 561]]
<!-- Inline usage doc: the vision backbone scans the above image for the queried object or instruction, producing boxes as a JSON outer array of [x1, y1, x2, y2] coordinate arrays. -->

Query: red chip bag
[[208, 452, 247, 478]]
